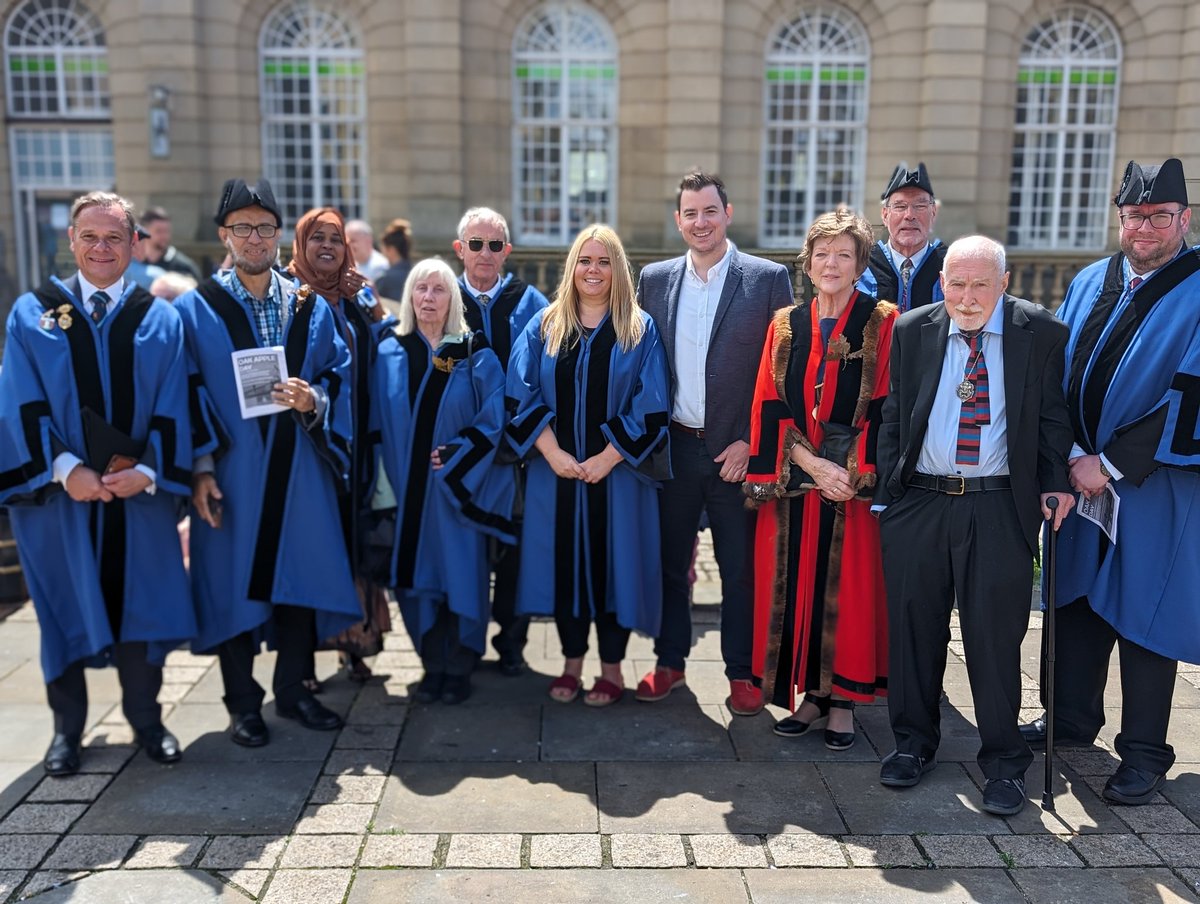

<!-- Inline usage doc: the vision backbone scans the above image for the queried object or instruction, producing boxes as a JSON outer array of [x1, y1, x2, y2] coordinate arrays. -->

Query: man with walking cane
[[1022, 158, 1200, 806], [873, 235, 1074, 816]]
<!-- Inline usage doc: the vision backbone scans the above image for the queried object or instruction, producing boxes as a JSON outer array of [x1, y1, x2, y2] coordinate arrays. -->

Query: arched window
[[4, 0, 108, 118], [259, 0, 366, 229], [1007, 6, 1121, 250], [4, 0, 113, 289], [513, 3, 617, 245], [761, 6, 869, 247]]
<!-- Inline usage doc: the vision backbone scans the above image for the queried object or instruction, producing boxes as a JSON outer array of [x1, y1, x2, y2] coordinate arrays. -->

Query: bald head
[[940, 236, 1009, 333]]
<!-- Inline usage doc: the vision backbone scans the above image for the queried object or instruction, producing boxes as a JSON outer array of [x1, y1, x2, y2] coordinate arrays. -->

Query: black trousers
[[1046, 597, 1177, 774], [490, 536, 529, 657], [656, 430, 756, 680], [881, 487, 1033, 780], [555, 610, 631, 663], [217, 604, 317, 714], [46, 641, 162, 737], [420, 606, 479, 677]]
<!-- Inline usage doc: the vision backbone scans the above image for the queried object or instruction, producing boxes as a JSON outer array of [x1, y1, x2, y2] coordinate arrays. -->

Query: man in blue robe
[[175, 178, 359, 747], [857, 162, 946, 313], [1022, 158, 1200, 805], [452, 207, 549, 676], [0, 191, 195, 775]]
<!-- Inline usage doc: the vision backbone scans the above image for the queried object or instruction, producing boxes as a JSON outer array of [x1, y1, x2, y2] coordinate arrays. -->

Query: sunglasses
[[467, 238, 505, 253]]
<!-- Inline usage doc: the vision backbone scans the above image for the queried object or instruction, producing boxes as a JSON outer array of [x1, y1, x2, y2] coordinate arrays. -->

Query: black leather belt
[[670, 420, 705, 439], [910, 473, 1011, 495]]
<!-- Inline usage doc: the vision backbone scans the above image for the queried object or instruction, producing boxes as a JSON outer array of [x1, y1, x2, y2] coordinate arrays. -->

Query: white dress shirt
[[672, 241, 734, 428]]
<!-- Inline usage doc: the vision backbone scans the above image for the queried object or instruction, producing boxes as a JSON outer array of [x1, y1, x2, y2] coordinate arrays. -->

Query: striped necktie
[[90, 290, 110, 324], [955, 333, 991, 466]]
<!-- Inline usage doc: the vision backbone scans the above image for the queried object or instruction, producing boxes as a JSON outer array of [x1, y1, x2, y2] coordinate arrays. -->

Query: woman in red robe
[[744, 207, 896, 751]]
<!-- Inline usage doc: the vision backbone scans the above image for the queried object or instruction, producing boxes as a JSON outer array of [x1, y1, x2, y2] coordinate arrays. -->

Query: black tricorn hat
[[214, 177, 282, 227], [1113, 158, 1188, 207], [882, 162, 934, 200]]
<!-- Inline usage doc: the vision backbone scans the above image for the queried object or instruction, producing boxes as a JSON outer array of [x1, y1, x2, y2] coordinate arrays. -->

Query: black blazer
[[637, 250, 793, 453], [874, 296, 1073, 554]]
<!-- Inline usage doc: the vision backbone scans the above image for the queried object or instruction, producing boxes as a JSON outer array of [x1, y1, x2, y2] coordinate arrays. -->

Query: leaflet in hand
[[232, 346, 288, 419], [1077, 483, 1119, 545]]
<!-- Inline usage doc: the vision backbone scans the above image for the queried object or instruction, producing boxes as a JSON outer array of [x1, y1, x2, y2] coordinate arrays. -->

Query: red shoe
[[635, 667, 686, 702], [728, 679, 764, 716]]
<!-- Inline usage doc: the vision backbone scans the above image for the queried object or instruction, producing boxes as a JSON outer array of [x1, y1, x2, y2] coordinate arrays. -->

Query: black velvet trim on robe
[[463, 277, 529, 371], [0, 401, 53, 493], [867, 242, 945, 310]]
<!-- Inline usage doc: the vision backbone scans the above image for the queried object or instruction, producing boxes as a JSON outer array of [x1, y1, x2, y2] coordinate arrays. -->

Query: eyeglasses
[[1118, 209, 1186, 230], [467, 238, 505, 253], [226, 223, 279, 238], [887, 202, 932, 215]]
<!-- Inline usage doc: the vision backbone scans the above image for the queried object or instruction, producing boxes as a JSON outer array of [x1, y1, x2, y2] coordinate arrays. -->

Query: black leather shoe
[[230, 711, 269, 747], [1018, 715, 1093, 750], [414, 672, 444, 704], [276, 697, 343, 731], [982, 777, 1027, 815], [824, 699, 856, 751], [1103, 764, 1166, 805], [441, 675, 472, 705], [880, 750, 937, 788], [497, 650, 526, 678], [774, 693, 831, 738], [136, 725, 182, 764], [43, 733, 82, 776]]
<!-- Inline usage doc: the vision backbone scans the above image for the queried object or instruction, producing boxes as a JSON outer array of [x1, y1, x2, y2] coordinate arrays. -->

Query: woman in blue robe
[[370, 258, 515, 705], [506, 225, 671, 707]]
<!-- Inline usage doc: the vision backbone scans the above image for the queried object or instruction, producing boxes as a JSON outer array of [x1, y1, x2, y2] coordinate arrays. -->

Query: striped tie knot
[[955, 332, 990, 466]]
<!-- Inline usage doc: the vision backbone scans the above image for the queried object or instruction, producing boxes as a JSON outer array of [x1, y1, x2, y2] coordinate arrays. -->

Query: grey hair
[[943, 235, 1007, 276], [70, 191, 137, 234], [395, 257, 468, 337], [456, 207, 510, 244], [344, 218, 373, 238]]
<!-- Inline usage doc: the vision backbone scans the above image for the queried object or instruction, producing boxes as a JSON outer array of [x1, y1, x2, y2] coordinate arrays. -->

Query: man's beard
[[226, 240, 274, 276]]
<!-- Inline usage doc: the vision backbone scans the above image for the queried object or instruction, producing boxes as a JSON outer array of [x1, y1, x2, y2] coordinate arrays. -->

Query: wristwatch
[[1098, 457, 1112, 480]]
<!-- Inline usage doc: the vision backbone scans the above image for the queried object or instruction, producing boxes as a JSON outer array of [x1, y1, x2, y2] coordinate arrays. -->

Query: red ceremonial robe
[[744, 292, 895, 709]]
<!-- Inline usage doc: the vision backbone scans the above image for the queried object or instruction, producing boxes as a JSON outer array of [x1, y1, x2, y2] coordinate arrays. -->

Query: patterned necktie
[[899, 258, 914, 311], [1130, 276, 1143, 292], [955, 333, 991, 466], [477, 292, 489, 306], [90, 290, 110, 324]]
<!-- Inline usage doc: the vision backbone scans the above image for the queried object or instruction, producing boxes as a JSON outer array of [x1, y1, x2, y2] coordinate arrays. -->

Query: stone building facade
[[0, 0, 1198, 298]]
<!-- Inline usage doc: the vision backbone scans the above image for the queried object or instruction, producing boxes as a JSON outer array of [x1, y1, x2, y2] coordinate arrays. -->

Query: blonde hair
[[542, 225, 643, 355], [396, 257, 468, 337]]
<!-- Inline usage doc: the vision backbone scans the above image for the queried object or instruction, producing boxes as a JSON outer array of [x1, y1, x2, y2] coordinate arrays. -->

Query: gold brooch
[[432, 355, 455, 374], [825, 334, 851, 362], [55, 304, 73, 330], [293, 284, 314, 309]]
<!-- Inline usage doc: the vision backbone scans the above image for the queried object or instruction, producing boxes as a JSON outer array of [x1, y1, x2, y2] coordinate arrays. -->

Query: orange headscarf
[[288, 207, 361, 300]]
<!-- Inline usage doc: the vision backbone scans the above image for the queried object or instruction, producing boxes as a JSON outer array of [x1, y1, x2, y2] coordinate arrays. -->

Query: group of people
[[1, 158, 1196, 821]]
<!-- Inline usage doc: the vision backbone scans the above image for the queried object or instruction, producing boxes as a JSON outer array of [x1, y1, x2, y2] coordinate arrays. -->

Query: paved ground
[[1, 533, 1199, 902]]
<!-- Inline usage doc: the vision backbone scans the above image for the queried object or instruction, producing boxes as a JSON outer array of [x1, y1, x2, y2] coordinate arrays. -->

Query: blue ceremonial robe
[[459, 273, 550, 371], [371, 330, 515, 654], [1054, 247, 1200, 663], [174, 275, 360, 652], [506, 310, 671, 635], [0, 276, 195, 681], [857, 240, 945, 312]]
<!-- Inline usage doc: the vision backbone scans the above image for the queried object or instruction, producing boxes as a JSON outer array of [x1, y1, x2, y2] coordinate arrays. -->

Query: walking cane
[[1041, 496, 1059, 812]]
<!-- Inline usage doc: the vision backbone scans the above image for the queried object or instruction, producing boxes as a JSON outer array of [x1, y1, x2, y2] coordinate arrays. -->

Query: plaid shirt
[[218, 268, 287, 347]]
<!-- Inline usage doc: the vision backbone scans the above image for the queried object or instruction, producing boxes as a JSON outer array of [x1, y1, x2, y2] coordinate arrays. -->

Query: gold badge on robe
[[432, 355, 455, 374], [56, 305, 74, 330], [38, 311, 56, 331]]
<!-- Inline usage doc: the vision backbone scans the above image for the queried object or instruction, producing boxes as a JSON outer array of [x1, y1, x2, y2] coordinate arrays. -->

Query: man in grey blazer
[[635, 171, 794, 714]]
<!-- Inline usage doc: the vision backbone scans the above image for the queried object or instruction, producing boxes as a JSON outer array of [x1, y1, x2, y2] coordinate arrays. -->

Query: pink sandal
[[548, 674, 581, 703], [584, 678, 624, 707]]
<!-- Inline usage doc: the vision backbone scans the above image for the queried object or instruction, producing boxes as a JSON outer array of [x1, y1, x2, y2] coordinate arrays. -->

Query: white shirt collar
[[887, 241, 930, 267], [948, 294, 1006, 338], [685, 240, 734, 283], [463, 274, 502, 301], [77, 272, 124, 305]]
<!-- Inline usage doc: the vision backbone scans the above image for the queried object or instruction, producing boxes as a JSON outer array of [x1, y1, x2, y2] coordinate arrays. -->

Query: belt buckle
[[946, 476, 966, 496]]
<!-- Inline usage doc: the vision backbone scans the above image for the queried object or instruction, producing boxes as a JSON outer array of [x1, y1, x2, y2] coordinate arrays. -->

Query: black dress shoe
[[879, 750, 937, 788], [230, 711, 269, 747], [773, 693, 831, 738], [497, 650, 526, 678], [824, 699, 856, 751], [982, 777, 1027, 815], [441, 675, 472, 705], [414, 672, 444, 704], [43, 733, 82, 776], [136, 725, 182, 764], [1103, 764, 1166, 805], [1018, 715, 1093, 750], [276, 697, 343, 731]]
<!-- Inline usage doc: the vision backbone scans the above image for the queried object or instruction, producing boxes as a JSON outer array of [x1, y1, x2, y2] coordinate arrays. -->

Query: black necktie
[[899, 258, 914, 311], [91, 290, 110, 324]]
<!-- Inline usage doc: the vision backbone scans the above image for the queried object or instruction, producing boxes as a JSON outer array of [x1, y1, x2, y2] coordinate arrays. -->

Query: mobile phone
[[104, 454, 138, 474]]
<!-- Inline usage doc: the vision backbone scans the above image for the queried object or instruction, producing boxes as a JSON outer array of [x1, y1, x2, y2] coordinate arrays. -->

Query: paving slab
[[688, 833, 768, 867], [25, 774, 112, 804], [993, 834, 1084, 867], [346, 868, 750, 903], [444, 832, 522, 868], [200, 835, 286, 869], [123, 835, 206, 869], [1163, 767, 1200, 826], [217, 868, 269, 898], [1143, 833, 1200, 867], [766, 833, 848, 867], [728, 708, 881, 762], [261, 868, 352, 904], [279, 833, 362, 867], [376, 762, 598, 833], [1008, 867, 1197, 903], [609, 833, 687, 867], [27, 869, 246, 902], [72, 758, 321, 834], [856, 703, 984, 763], [163, 702, 336, 762], [397, 704, 541, 762], [359, 833, 439, 868], [0, 871, 24, 900], [529, 833, 602, 867], [334, 723, 401, 750], [0, 661, 121, 707], [41, 833, 136, 870], [0, 760, 41, 820], [918, 834, 1006, 867], [0, 803, 85, 834], [744, 868, 1027, 903], [310, 773, 386, 804], [323, 749, 394, 776], [0, 704, 59, 763], [0, 834, 57, 870], [293, 803, 374, 834], [843, 834, 927, 867], [542, 702, 735, 761], [967, 762, 1126, 835], [1069, 833, 1163, 867], [596, 762, 845, 835], [820, 761, 1003, 835]]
